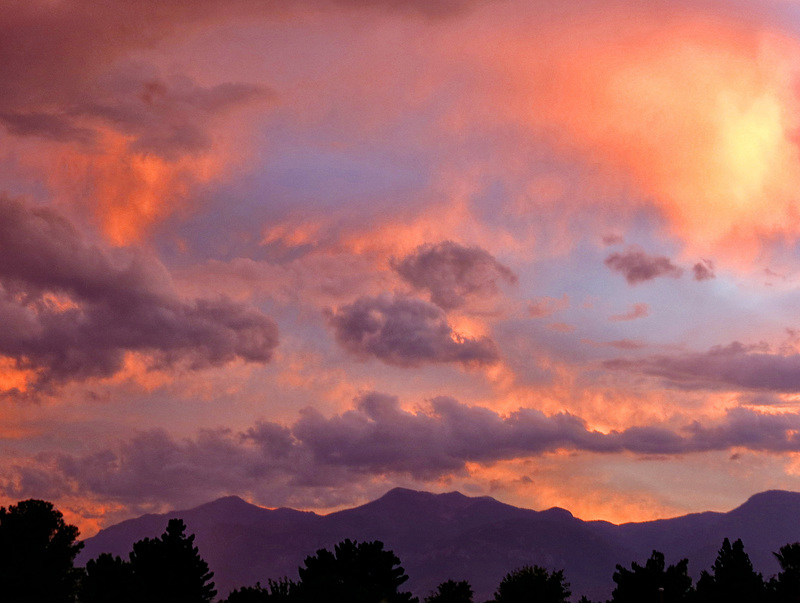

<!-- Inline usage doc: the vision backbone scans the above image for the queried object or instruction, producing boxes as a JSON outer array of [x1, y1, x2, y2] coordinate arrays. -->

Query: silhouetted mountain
[[78, 489, 800, 602]]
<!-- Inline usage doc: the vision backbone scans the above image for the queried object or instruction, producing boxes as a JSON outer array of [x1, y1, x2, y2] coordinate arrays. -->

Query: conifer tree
[[129, 518, 216, 603], [0, 499, 83, 603]]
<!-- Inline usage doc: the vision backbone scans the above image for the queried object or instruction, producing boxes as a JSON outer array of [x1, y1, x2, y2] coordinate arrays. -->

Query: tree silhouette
[[222, 578, 298, 602], [425, 579, 473, 603], [0, 498, 83, 603], [774, 543, 800, 603], [129, 518, 216, 603], [611, 551, 692, 603], [493, 565, 571, 603], [695, 538, 765, 603], [297, 539, 417, 603], [80, 553, 136, 603]]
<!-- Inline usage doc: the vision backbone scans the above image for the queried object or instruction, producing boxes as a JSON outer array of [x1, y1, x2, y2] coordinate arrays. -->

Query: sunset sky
[[4, 0, 800, 536]]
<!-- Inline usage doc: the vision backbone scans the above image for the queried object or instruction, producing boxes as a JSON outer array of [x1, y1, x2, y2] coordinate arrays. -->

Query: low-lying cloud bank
[[6, 393, 800, 512]]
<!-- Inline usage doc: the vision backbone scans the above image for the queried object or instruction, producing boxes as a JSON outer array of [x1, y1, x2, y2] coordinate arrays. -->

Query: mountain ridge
[[79, 488, 800, 602]]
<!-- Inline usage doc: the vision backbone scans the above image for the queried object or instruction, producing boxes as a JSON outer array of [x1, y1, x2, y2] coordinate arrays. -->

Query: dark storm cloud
[[328, 294, 499, 367], [392, 241, 517, 309], [11, 395, 800, 509], [693, 259, 715, 281], [605, 341, 800, 392], [604, 247, 683, 284], [0, 195, 278, 395]]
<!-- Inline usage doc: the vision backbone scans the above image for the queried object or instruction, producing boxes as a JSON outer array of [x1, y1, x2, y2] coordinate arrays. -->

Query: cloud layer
[[8, 393, 800, 513]]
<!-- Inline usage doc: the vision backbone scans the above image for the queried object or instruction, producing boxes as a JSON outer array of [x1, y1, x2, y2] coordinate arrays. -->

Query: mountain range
[[78, 488, 800, 602]]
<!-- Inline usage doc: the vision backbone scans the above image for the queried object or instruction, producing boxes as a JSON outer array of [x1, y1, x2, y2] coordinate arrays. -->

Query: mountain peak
[[380, 487, 431, 500], [734, 489, 800, 514], [542, 506, 574, 520]]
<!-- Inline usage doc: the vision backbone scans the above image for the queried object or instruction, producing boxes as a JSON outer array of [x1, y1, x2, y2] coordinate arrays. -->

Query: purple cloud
[[605, 341, 800, 392], [605, 247, 683, 285], [0, 195, 278, 396], [328, 294, 499, 367], [693, 259, 715, 281], [9, 395, 800, 512], [392, 241, 516, 310]]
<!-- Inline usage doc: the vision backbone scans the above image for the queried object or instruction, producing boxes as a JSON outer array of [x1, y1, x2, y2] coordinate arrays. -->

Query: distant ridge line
[[80, 488, 800, 602]]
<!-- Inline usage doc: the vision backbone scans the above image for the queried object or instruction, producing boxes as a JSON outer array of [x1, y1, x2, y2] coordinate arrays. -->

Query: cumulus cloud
[[9, 394, 800, 513], [0, 195, 278, 396], [328, 294, 499, 367], [391, 241, 516, 310], [605, 341, 800, 392], [605, 247, 684, 285], [609, 302, 649, 322]]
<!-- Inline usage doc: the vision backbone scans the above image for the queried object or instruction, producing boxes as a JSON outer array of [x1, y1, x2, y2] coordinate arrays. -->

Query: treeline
[[4, 498, 800, 603]]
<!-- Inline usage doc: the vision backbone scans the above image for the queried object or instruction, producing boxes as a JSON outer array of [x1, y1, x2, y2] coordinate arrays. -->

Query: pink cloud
[[609, 303, 650, 322], [529, 294, 569, 318]]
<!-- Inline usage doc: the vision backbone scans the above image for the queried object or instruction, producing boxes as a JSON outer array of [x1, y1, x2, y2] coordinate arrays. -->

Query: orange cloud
[[458, 3, 800, 263], [0, 357, 36, 394], [50, 131, 221, 245], [464, 458, 685, 524]]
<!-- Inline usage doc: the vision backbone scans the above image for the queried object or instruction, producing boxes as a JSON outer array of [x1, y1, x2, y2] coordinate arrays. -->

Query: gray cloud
[[328, 294, 499, 367], [392, 241, 516, 310], [0, 195, 278, 395], [605, 247, 683, 285], [605, 341, 800, 392]]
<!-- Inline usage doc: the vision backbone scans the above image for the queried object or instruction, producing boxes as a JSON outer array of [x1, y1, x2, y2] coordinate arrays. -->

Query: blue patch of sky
[[155, 123, 433, 265]]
